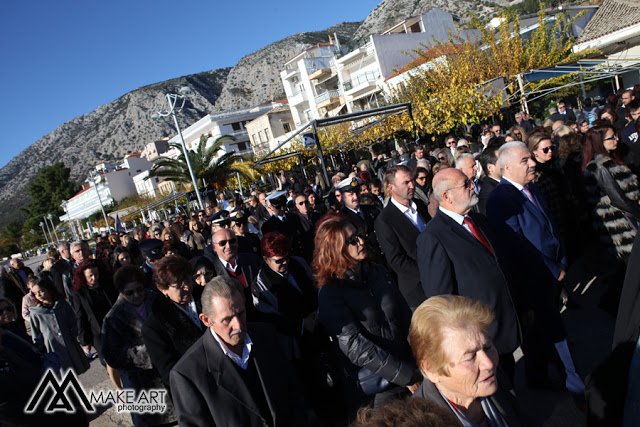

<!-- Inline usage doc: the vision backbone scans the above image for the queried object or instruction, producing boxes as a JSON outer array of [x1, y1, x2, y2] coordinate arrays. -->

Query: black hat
[[208, 210, 231, 227], [265, 190, 287, 207], [138, 239, 164, 260], [230, 210, 248, 225]]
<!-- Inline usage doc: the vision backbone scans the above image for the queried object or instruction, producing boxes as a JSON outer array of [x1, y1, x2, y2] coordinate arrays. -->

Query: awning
[[523, 58, 640, 82]]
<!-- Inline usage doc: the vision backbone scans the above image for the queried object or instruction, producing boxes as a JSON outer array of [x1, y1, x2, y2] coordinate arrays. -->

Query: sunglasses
[[193, 270, 214, 282], [297, 201, 308, 205], [445, 178, 472, 192], [438, 156, 446, 161], [215, 238, 237, 247], [0, 306, 14, 315], [603, 136, 618, 142], [347, 231, 365, 246], [270, 255, 290, 265], [541, 144, 556, 154], [123, 287, 145, 297]]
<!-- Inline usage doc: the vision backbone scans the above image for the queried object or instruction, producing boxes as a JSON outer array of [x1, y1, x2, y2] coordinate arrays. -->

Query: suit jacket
[[261, 214, 306, 259], [477, 176, 500, 215], [342, 204, 384, 262], [486, 179, 566, 281], [416, 211, 520, 355], [549, 110, 576, 123], [169, 323, 310, 427], [374, 198, 430, 309], [413, 372, 524, 427], [51, 258, 73, 296]]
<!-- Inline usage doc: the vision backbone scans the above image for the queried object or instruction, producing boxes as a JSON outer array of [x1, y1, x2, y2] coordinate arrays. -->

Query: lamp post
[[47, 213, 60, 244], [39, 222, 50, 246], [42, 216, 54, 246], [87, 170, 112, 234], [151, 86, 204, 210], [60, 200, 77, 241]]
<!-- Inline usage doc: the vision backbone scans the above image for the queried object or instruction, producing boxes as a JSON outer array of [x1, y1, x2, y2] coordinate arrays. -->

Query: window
[[231, 122, 241, 131], [237, 142, 247, 151], [155, 178, 159, 183], [283, 122, 292, 133], [252, 134, 257, 144]]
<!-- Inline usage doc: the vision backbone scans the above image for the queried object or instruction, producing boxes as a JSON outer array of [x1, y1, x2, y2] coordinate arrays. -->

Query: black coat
[[69, 284, 118, 352], [477, 176, 499, 215], [51, 258, 73, 297], [261, 214, 306, 260], [374, 198, 430, 309], [342, 204, 384, 263], [416, 211, 521, 355], [413, 372, 524, 427], [317, 262, 418, 390], [169, 323, 310, 427], [142, 294, 205, 387]]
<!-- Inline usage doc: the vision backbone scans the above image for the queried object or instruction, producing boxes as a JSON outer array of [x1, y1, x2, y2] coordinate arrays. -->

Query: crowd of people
[[2, 91, 640, 426]]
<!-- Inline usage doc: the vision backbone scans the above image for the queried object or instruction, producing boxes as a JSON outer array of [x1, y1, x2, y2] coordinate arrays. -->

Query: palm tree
[[147, 134, 256, 191]]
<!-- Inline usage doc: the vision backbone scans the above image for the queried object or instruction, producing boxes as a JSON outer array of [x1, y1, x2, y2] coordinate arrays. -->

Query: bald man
[[416, 169, 520, 359]]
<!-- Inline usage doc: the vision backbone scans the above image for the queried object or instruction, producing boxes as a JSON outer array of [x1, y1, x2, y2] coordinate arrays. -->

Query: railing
[[314, 89, 342, 104], [304, 57, 334, 74], [343, 71, 380, 91]]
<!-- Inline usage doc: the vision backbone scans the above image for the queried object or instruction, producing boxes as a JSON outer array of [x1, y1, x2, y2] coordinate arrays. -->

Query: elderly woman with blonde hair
[[410, 295, 524, 426]]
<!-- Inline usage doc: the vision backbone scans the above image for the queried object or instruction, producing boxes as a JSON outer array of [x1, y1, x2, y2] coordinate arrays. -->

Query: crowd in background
[[2, 88, 640, 426]]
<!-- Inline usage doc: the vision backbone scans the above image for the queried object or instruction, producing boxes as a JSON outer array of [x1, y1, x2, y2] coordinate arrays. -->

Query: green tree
[[0, 221, 25, 256], [23, 162, 78, 231], [147, 134, 256, 191]]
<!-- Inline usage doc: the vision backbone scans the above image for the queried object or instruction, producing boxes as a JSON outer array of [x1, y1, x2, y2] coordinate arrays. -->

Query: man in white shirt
[[170, 276, 310, 426]]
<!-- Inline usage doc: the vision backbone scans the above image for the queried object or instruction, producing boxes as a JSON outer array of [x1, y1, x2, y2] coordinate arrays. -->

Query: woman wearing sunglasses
[[313, 213, 421, 419], [528, 131, 579, 262], [142, 255, 205, 388], [583, 124, 640, 263], [102, 265, 176, 426]]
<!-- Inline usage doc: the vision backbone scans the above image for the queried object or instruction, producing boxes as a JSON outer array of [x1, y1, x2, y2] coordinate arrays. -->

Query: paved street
[[19, 253, 617, 426]]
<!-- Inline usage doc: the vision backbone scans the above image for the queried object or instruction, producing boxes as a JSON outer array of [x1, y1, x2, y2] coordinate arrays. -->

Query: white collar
[[219, 256, 238, 273], [502, 176, 525, 191], [438, 206, 466, 226], [390, 196, 416, 214], [210, 328, 253, 370]]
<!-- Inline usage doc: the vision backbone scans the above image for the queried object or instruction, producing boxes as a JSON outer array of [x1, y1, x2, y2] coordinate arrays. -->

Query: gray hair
[[57, 241, 70, 251], [70, 241, 85, 251], [455, 153, 475, 169], [201, 275, 245, 317], [498, 141, 527, 170]]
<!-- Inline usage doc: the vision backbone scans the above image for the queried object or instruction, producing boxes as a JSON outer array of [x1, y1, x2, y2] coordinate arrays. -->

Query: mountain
[[0, 0, 506, 229]]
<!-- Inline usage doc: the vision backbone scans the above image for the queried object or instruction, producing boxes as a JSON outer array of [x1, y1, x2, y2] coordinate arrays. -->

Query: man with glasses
[[230, 210, 261, 256], [261, 191, 306, 261], [206, 228, 260, 317], [139, 239, 164, 291], [416, 168, 520, 374], [515, 111, 533, 133]]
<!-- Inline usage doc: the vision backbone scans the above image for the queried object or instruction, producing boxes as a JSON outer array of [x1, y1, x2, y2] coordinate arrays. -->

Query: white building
[[171, 102, 287, 158], [334, 8, 480, 114], [246, 105, 296, 158], [140, 138, 170, 162], [62, 154, 152, 221], [280, 40, 345, 129]]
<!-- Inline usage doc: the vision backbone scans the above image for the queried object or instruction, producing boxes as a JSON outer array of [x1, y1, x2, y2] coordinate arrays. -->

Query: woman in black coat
[[313, 213, 421, 416], [141, 255, 204, 388]]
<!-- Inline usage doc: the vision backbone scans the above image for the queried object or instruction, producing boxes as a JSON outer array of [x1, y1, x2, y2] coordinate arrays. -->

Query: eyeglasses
[[168, 281, 191, 290], [270, 255, 290, 265], [444, 178, 472, 192], [346, 231, 365, 246], [123, 287, 145, 297], [0, 306, 14, 315], [604, 136, 618, 141], [297, 201, 308, 206], [214, 238, 237, 247], [540, 144, 556, 154]]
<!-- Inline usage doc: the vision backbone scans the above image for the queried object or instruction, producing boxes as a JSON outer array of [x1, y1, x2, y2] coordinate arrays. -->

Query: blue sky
[[0, 0, 379, 168]]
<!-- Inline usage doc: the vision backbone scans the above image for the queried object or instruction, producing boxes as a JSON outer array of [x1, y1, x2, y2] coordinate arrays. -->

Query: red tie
[[463, 217, 494, 256]]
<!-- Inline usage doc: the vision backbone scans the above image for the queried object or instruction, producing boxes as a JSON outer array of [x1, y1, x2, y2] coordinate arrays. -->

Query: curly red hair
[[312, 212, 363, 288], [261, 232, 291, 259], [71, 259, 101, 293]]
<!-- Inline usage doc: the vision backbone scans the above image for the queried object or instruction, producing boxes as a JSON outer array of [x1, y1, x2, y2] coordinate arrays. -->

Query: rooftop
[[576, 0, 640, 45]]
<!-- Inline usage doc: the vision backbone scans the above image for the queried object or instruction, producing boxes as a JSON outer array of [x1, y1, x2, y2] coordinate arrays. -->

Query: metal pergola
[[121, 191, 187, 222], [253, 102, 417, 186]]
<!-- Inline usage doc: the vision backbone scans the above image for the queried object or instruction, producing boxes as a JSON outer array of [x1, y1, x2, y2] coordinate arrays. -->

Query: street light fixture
[[39, 221, 51, 246], [47, 213, 60, 244], [151, 86, 204, 210], [87, 170, 112, 234]]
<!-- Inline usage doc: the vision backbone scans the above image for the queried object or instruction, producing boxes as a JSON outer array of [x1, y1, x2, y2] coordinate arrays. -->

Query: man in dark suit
[[374, 165, 430, 310], [204, 228, 261, 319], [477, 144, 501, 215], [293, 194, 320, 261], [51, 241, 73, 296], [416, 169, 520, 359], [549, 101, 576, 123], [261, 191, 306, 260], [485, 141, 584, 396], [336, 177, 383, 263], [170, 276, 310, 426]]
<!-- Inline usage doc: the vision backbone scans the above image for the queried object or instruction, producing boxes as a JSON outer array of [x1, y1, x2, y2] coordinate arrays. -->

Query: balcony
[[303, 57, 334, 75], [314, 89, 343, 109], [288, 88, 308, 106], [343, 71, 381, 94]]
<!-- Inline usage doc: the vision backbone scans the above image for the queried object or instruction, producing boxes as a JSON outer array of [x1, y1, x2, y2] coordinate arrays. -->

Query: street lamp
[[151, 86, 204, 210], [39, 221, 51, 246], [42, 216, 54, 246], [87, 170, 112, 234], [47, 213, 60, 244], [60, 200, 77, 241]]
